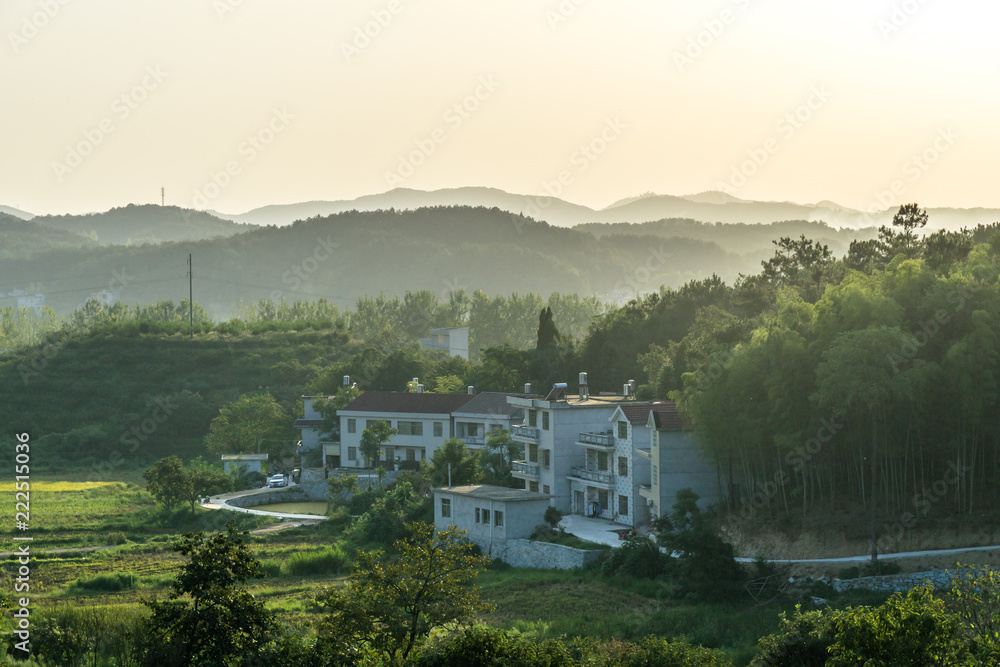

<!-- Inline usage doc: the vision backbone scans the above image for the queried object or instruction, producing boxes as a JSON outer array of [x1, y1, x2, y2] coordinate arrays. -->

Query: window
[[441, 498, 451, 518], [617, 420, 627, 439], [494, 510, 504, 527], [652, 465, 658, 484], [491, 424, 501, 433], [347, 418, 356, 434], [529, 481, 539, 492], [543, 485, 550, 494], [348, 447, 357, 461], [366, 419, 379, 429], [433, 422, 443, 437], [406, 449, 415, 461], [397, 421, 423, 436], [618, 456, 628, 476], [475, 508, 481, 523], [528, 410, 537, 427], [528, 444, 538, 463], [542, 449, 550, 469], [542, 411, 549, 430], [597, 452, 608, 471], [467, 423, 479, 437], [598, 490, 609, 510], [482, 508, 490, 524], [420, 449, 426, 460], [619, 494, 629, 516]]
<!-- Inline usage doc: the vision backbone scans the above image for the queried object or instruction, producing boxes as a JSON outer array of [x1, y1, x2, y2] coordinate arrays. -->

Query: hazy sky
[[4, 0, 998, 216]]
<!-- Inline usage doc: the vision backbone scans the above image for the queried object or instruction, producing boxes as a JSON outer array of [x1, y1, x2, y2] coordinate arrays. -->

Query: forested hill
[[576, 219, 879, 257], [31, 204, 255, 246], [0, 206, 756, 318], [0, 214, 94, 258]]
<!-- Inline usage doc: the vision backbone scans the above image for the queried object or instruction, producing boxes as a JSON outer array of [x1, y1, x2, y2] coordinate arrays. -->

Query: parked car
[[267, 474, 286, 488]]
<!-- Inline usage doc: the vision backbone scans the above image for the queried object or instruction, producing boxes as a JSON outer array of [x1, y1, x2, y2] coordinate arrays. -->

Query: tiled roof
[[452, 392, 521, 417], [341, 391, 476, 415], [649, 401, 691, 431], [616, 402, 654, 423]]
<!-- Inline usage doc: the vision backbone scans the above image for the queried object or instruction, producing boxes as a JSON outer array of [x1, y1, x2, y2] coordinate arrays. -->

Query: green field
[[253, 501, 329, 515]]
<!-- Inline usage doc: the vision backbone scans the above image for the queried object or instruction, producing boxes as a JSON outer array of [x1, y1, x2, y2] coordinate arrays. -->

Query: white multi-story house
[[451, 392, 524, 450], [508, 381, 647, 514], [418, 327, 470, 360], [294, 396, 334, 468], [639, 406, 719, 518]]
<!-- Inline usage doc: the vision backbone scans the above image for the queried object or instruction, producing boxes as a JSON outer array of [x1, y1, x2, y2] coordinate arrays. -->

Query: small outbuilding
[[433, 484, 552, 551]]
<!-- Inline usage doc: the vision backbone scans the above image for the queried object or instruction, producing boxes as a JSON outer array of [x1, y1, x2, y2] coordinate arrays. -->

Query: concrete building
[[418, 327, 470, 360], [508, 380, 649, 514], [434, 484, 552, 556], [294, 396, 333, 468], [337, 391, 477, 469], [640, 406, 719, 517], [451, 392, 524, 450]]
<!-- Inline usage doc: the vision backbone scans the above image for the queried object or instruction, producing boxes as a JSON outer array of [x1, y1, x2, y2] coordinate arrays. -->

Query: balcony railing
[[512, 461, 540, 477], [578, 431, 615, 447], [512, 425, 540, 442], [461, 435, 486, 446], [639, 484, 654, 500], [570, 466, 613, 485]]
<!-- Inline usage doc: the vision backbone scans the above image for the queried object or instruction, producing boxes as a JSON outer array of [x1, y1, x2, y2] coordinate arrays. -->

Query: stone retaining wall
[[832, 569, 955, 593], [483, 538, 603, 570], [225, 490, 308, 508]]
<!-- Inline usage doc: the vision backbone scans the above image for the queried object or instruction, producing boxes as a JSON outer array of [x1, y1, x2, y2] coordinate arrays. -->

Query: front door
[[574, 491, 584, 514]]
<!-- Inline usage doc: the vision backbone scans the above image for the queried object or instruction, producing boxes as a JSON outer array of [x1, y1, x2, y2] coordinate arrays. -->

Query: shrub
[[593, 636, 734, 667], [412, 625, 576, 667], [284, 545, 350, 576], [600, 537, 669, 579], [69, 571, 139, 593], [544, 506, 564, 529], [750, 607, 840, 667]]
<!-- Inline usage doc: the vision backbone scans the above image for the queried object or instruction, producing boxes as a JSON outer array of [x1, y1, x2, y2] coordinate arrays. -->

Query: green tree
[[140, 522, 278, 667], [478, 428, 522, 487], [142, 456, 192, 511], [205, 394, 295, 459], [536, 306, 561, 349], [315, 522, 491, 665], [188, 467, 232, 515], [427, 438, 480, 487], [360, 419, 396, 467]]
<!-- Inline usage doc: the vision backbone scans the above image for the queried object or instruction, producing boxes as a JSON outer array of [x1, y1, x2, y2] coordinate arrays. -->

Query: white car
[[267, 474, 286, 488]]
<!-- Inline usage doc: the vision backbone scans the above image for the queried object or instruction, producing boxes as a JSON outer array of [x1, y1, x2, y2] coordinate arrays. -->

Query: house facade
[[451, 392, 524, 450], [640, 407, 718, 517], [418, 327, 470, 360], [434, 484, 552, 556], [294, 396, 333, 469]]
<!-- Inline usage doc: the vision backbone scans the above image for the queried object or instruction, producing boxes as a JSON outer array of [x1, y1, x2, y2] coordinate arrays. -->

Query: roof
[[614, 403, 655, 423], [221, 454, 269, 461], [294, 418, 324, 428], [452, 392, 521, 417], [341, 391, 476, 415], [648, 401, 691, 431], [434, 484, 552, 502]]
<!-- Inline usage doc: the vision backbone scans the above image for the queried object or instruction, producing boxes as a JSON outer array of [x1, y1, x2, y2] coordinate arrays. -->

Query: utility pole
[[187, 254, 193, 339], [161, 187, 165, 206]]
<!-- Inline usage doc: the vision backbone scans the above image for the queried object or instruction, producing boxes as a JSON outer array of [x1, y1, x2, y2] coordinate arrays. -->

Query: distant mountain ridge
[[0, 214, 93, 259], [212, 187, 1000, 231], [0, 205, 34, 220]]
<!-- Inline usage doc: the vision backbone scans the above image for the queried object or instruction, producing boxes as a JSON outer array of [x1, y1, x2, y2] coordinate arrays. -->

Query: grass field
[[253, 501, 329, 515]]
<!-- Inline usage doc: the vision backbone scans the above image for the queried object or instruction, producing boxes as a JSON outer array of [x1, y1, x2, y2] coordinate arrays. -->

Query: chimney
[[579, 372, 589, 400]]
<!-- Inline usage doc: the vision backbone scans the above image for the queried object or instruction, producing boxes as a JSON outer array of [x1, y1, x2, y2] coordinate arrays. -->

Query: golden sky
[[4, 0, 997, 216]]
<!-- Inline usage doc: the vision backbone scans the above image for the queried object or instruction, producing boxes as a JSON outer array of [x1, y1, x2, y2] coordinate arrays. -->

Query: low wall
[[832, 569, 955, 593], [485, 538, 603, 570], [225, 490, 308, 509]]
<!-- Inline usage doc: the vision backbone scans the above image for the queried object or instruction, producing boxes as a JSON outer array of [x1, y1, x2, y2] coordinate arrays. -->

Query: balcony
[[569, 466, 614, 487], [511, 425, 540, 443], [577, 431, 615, 450], [635, 448, 651, 460], [512, 461, 540, 478], [461, 435, 486, 446], [639, 484, 654, 501]]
